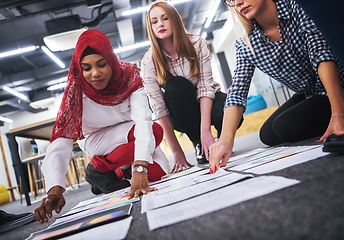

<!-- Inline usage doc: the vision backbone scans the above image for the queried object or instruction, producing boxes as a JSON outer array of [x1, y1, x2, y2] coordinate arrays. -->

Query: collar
[[275, 0, 290, 20], [163, 50, 179, 61], [251, 0, 290, 36]]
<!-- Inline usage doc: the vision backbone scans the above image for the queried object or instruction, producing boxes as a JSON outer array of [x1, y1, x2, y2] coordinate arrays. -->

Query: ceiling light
[[204, 0, 221, 29], [114, 41, 151, 54], [41, 46, 65, 68], [47, 82, 67, 91], [3, 86, 28, 101], [0, 116, 13, 124], [122, 0, 192, 16], [43, 28, 88, 52], [0, 46, 39, 58]]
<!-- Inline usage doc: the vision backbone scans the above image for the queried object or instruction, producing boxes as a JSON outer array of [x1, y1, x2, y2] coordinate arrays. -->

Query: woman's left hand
[[125, 172, 157, 199], [318, 115, 344, 141], [201, 129, 216, 160]]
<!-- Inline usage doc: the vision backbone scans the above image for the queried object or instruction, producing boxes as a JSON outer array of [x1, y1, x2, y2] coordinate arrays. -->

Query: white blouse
[[41, 88, 170, 192]]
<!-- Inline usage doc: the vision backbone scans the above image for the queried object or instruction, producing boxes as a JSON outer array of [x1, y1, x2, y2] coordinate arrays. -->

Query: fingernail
[[209, 169, 214, 174], [316, 139, 321, 142]]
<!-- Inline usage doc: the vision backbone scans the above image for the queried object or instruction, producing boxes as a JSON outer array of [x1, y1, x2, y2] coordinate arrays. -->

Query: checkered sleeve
[[295, 2, 335, 71], [196, 37, 216, 100], [225, 41, 255, 109], [141, 54, 169, 119]]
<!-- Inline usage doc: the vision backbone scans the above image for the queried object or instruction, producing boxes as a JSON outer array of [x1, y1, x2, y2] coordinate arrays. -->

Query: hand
[[201, 129, 216, 160], [318, 115, 344, 142], [34, 186, 65, 223], [209, 140, 233, 174], [126, 172, 157, 199], [171, 149, 193, 173]]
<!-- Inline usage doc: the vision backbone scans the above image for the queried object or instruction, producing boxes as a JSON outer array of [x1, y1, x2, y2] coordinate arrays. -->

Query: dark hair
[[81, 47, 99, 60]]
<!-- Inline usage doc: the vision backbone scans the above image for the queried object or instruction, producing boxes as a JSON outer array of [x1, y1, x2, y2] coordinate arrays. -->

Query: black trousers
[[260, 93, 331, 146], [163, 76, 228, 144]]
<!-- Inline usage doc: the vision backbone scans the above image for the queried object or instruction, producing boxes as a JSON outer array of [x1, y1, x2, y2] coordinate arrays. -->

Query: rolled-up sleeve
[[130, 88, 155, 164], [297, 5, 335, 71], [41, 138, 73, 192], [141, 54, 169, 119], [196, 38, 216, 100], [225, 41, 255, 109]]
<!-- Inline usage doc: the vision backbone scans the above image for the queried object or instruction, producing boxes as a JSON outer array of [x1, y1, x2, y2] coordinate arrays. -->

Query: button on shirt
[[225, 0, 344, 109], [141, 35, 221, 119]]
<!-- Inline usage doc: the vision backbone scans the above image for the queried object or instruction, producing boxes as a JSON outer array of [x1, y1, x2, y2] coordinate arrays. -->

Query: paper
[[26, 204, 132, 240], [227, 145, 320, 172], [149, 166, 205, 186], [224, 146, 287, 169], [64, 188, 131, 215], [229, 147, 269, 162], [146, 176, 300, 230], [58, 190, 137, 220], [245, 145, 329, 174], [142, 171, 252, 213], [61, 216, 133, 240]]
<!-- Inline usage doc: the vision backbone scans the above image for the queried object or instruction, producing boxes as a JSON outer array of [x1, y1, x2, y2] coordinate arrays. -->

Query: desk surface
[[9, 117, 56, 140], [21, 154, 46, 164]]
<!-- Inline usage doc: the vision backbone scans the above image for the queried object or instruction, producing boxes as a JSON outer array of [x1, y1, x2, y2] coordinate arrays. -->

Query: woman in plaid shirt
[[209, 0, 344, 173], [141, 1, 242, 171]]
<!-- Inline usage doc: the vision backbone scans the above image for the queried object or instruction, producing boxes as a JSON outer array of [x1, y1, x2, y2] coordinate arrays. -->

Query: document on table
[[146, 176, 300, 230], [245, 145, 329, 174], [61, 216, 132, 240], [142, 171, 253, 213]]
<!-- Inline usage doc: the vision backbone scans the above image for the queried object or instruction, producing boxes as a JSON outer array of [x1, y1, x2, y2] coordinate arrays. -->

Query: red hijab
[[50, 29, 143, 142]]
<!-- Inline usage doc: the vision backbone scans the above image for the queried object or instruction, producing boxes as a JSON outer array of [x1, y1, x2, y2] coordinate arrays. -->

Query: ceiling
[[0, 0, 229, 125]]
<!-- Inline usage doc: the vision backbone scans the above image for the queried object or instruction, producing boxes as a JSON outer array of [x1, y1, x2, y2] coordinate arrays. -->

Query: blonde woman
[[209, 0, 344, 173], [141, 1, 242, 172]]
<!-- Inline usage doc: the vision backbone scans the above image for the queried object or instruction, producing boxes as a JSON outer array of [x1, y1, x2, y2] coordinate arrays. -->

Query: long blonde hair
[[226, 1, 254, 51], [145, 1, 200, 85]]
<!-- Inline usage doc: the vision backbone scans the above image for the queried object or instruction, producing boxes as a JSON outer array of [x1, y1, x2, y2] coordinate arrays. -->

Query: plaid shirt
[[225, 0, 344, 109], [141, 35, 221, 119]]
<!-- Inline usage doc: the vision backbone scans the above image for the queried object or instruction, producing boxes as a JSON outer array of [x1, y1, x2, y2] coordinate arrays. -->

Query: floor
[[1, 107, 344, 240]]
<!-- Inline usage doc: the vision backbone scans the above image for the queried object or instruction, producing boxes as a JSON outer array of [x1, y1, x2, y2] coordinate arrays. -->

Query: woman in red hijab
[[34, 29, 170, 223]]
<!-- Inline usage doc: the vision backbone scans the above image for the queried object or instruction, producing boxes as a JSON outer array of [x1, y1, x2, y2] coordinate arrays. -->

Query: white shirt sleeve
[[41, 138, 73, 192], [141, 53, 169, 119], [130, 88, 155, 164]]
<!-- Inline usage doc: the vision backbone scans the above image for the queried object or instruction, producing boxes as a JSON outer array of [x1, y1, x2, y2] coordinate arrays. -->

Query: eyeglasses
[[223, 0, 236, 7]]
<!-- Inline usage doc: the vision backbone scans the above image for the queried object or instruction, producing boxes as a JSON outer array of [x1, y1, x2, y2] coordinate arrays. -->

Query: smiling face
[[233, 0, 266, 20], [80, 54, 112, 90], [149, 6, 173, 40]]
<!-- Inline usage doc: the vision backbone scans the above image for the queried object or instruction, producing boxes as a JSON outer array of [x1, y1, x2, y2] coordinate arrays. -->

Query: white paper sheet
[[228, 145, 320, 172], [142, 171, 252, 213], [150, 166, 205, 186], [224, 147, 287, 169], [146, 176, 300, 230], [61, 216, 133, 240], [245, 145, 329, 174]]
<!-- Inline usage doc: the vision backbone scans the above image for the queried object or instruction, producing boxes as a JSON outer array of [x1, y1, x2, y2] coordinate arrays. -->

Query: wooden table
[[6, 118, 56, 206]]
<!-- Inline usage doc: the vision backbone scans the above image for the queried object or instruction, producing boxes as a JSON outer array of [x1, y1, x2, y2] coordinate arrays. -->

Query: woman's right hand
[[126, 172, 157, 199], [34, 186, 65, 223], [209, 140, 233, 173], [171, 149, 193, 173]]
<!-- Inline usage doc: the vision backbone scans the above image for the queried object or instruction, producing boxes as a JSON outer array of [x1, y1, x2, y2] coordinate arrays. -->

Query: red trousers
[[91, 122, 166, 182]]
